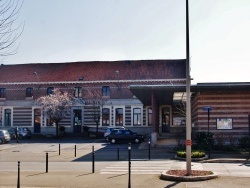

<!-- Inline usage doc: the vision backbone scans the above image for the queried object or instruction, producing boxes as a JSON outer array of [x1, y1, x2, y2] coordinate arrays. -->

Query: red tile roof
[[0, 59, 186, 83]]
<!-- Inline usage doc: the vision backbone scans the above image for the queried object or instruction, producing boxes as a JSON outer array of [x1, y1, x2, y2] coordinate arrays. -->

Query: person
[[14, 127, 19, 143]]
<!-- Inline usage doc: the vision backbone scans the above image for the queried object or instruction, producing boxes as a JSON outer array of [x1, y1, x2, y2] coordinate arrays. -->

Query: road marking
[[100, 161, 171, 174]]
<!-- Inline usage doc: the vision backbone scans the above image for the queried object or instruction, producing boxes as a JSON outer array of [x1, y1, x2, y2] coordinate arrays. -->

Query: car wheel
[[134, 138, 140, 143], [0, 139, 3, 144], [111, 138, 116, 144]]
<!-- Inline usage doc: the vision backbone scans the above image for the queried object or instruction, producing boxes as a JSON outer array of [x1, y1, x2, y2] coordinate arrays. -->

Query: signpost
[[203, 106, 212, 158]]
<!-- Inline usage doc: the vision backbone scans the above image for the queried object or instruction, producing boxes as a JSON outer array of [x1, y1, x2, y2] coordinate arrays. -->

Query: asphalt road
[[1, 137, 250, 187]]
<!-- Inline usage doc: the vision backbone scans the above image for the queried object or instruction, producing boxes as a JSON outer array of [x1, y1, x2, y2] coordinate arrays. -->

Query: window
[[46, 117, 53, 126], [0, 88, 6, 98], [47, 87, 54, 95], [26, 87, 33, 97], [102, 86, 110, 97], [115, 108, 123, 126], [102, 108, 110, 126], [147, 108, 152, 126], [74, 87, 82, 98], [133, 108, 141, 126], [4, 109, 11, 126]]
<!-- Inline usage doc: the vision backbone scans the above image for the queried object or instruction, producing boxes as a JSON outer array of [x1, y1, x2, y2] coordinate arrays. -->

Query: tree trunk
[[56, 122, 59, 138], [96, 122, 99, 138]]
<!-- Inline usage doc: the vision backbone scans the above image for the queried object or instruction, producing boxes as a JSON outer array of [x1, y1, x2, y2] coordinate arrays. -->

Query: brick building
[[0, 60, 249, 145]]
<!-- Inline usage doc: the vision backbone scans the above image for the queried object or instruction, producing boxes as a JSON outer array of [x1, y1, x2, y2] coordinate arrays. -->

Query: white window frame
[[2, 107, 13, 127], [131, 106, 143, 126], [101, 106, 111, 127], [146, 106, 152, 126], [113, 106, 125, 127]]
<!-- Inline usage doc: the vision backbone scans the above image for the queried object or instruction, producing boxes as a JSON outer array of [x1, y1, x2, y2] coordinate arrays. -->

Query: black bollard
[[128, 143, 131, 188], [75, 145, 76, 157], [117, 146, 120, 160], [46, 152, 48, 173], [92, 146, 95, 173], [17, 161, 20, 188], [148, 139, 151, 160], [59, 144, 61, 155]]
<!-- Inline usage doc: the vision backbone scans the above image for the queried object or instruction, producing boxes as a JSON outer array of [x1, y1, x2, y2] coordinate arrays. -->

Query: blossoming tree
[[37, 89, 72, 137]]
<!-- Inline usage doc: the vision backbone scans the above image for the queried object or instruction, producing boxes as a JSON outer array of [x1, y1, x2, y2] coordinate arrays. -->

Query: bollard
[[46, 152, 48, 173], [92, 145, 95, 173], [128, 143, 131, 188], [148, 139, 151, 160], [75, 145, 76, 157], [117, 146, 120, 160], [17, 161, 20, 188], [59, 144, 61, 155]]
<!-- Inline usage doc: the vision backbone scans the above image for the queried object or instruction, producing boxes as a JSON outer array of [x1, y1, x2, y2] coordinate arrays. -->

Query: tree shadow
[[164, 182, 180, 188], [26, 172, 47, 177]]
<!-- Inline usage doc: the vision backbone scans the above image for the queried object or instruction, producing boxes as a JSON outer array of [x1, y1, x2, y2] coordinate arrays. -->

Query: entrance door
[[162, 107, 170, 133], [34, 108, 41, 133], [73, 109, 82, 133]]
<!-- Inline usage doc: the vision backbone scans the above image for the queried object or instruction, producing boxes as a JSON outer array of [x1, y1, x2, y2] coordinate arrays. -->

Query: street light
[[202, 106, 212, 158]]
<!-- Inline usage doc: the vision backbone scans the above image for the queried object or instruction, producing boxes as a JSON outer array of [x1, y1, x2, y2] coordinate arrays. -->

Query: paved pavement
[[1, 137, 250, 187]]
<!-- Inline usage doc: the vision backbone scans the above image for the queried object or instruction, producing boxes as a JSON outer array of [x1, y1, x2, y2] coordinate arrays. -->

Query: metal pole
[[59, 144, 61, 155], [92, 145, 95, 173], [208, 109, 211, 158], [128, 143, 131, 188], [117, 146, 120, 160], [186, 0, 192, 175], [17, 161, 20, 188], [75, 145, 76, 157], [46, 153, 48, 173], [148, 139, 151, 160]]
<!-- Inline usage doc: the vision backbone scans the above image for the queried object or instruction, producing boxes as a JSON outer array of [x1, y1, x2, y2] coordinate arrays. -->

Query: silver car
[[0, 130, 11, 144]]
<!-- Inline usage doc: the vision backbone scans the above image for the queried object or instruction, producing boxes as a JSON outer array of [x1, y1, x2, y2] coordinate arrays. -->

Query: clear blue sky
[[5, 0, 250, 84]]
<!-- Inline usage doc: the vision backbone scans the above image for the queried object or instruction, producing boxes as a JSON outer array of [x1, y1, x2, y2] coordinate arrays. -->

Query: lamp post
[[202, 106, 212, 158]]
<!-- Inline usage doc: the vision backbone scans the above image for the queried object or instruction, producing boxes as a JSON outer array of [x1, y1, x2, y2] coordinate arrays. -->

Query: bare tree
[[37, 89, 72, 137], [0, 0, 24, 57], [86, 87, 107, 138]]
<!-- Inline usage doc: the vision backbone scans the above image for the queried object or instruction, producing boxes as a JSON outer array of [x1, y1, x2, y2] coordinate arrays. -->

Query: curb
[[174, 155, 208, 162], [160, 170, 218, 181]]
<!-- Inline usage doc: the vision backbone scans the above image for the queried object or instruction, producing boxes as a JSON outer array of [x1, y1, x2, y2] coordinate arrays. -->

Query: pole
[[17, 161, 20, 188], [59, 144, 61, 155], [148, 139, 151, 160], [128, 143, 131, 188], [208, 109, 211, 158], [75, 145, 76, 157], [92, 145, 95, 173], [186, 0, 192, 175], [46, 153, 48, 173], [117, 146, 120, 160]]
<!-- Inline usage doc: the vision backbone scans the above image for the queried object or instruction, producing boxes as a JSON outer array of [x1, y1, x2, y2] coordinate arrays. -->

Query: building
[[0, 60, 249, 146]]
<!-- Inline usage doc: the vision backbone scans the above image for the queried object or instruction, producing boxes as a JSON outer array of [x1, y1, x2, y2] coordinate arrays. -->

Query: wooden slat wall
[[13, 107, 32, 127], [192, 91, 250, 137]]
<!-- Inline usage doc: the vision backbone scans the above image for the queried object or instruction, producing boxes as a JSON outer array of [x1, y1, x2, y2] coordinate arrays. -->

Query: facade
[[0, 60, 186, 136], [0, 60, 249, 145]]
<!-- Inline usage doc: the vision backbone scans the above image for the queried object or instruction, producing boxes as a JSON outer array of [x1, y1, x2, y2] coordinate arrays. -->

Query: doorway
[[162, 107, 170, 133], [34, 108, 41, 133], [73, 109, 82, 133]]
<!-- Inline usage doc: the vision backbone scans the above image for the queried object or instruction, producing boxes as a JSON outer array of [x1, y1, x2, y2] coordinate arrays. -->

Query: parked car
[[8, 127, 32, 139], [107, 129, 144, 144], [104, 127, 126, 141], [0, 129, 11, 144]]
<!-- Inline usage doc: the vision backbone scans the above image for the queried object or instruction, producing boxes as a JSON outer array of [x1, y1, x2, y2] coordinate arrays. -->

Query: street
[[1, 137, 250, 187]]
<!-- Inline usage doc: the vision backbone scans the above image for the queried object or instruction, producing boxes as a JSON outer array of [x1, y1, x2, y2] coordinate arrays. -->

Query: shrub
[[59, 126, 65, 132], [194, 131, 214, 150], [238, 136, 250, 148], [176, 150, 206, 158]]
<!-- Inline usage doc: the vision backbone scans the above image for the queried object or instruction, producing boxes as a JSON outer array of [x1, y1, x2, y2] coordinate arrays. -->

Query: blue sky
[[5, 0, 250, 84]]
